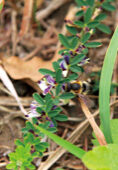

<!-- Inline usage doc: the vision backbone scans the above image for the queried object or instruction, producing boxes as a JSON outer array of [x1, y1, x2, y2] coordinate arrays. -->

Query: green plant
[[6, 0, 117, 169]]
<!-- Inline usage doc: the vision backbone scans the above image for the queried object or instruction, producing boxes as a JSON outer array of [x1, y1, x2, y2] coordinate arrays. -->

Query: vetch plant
[[6, 0, 118, 169]]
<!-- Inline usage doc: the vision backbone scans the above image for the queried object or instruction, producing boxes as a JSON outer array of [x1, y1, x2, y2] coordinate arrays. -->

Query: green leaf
[[39, 68, 55, 77], [71, 54, 85, 65], [40, 142, 49, 148], [82, 144, 118, 170], [56, 84, 61, 96], [60, 92, 75, 99], [54, 114, 68, 121], [33, 93, 45, 105], [15, 139, 24, 146], [95, 13, 107, 21], [74, 21, 84, 28], [27, 164, 35, 170], [97, 23, 111, 34], [66, 25, 78, 35], [25, 122, 35, 130], [75, 0, 86, 6], [56, 69, 62, 82], [36, 107, 43, 114], [58, 49, 69, 55], [83, 48, 88, 54], [35, 144, 46, 152], [45, 93, 52, 103], [81, 32, 91, 44], [84, 8, 92, 23], [68, 73, 78, 81], [58, 34, 71, 48], [53, 62, 60, 71], [102, 2, 116, 11], [110, 119, 118, 144], [87, 21, 99, 28], [48, 110, 60, 118], [70, 37, 79, 49], [70, 65, 83, 73], [86, 0, 94, 6], [48, 107, 61, 117], [76, 10, 84, 17], [48, 127, 57, 132], [46, 100, 53, 112], [85, 42, 102, 48], [37, 126, 86, 159], [6, 163, 16, 169], [99, 26, 118, 143], [32, 117, 38, 124]]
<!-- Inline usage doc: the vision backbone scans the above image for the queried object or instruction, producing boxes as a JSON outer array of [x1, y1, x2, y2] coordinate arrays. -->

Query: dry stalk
[[19, 0, 34, 37], [79, 97, 107, 146]]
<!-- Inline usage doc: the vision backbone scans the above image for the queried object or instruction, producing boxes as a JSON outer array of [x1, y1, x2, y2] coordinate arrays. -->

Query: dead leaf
[[1, 56, 59, 82]]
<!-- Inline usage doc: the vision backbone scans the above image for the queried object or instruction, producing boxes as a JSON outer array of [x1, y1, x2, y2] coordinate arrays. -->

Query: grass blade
[[37, 126, 86, 159], [99, 26, 118, 143]]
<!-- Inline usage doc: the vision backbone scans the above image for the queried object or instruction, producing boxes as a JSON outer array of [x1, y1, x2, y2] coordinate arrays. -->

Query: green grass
[[37, 126, 86, 159], [99, 26, 118, 143]]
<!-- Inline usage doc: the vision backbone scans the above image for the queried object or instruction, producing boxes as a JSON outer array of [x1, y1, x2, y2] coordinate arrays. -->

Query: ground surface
[[0, 0, 118, 170]]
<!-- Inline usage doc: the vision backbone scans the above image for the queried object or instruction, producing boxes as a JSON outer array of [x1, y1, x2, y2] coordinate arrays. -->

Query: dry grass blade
[[0, 65, 27, 115], [79, 97, 107, 146], [19, 0, 34, 37], [11, 10, 17, 55]]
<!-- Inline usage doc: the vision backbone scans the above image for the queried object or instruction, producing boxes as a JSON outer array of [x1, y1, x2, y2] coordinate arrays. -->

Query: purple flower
[[75, 45, 85, 53], [45, 75, 56, 84], [62, 83, 66, 91], [44, 85, 52, 94], [49, 121, 55, 128], [69, 51, 73, 55], [60, 60, 68, 70], [85, 27, 90, 32], [52, 105, 57, 110], [60, 55, 70, 70], [60, 55, 70, 77], [64, 55, 69, 64], [78, 56, 90, 66], [38, 75, 56, 95], [26, 101, 41, 118]]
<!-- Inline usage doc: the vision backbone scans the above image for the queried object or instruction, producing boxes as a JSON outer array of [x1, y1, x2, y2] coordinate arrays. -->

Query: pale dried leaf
[[0, 65, 27, 115]]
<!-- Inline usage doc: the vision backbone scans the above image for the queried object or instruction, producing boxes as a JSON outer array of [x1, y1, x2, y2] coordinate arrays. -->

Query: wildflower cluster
[[6, 0, 116, 169]]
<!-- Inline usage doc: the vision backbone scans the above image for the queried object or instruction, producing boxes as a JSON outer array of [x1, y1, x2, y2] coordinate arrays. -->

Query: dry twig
[[19, 0, 34, 37], [36, 0, 70, 21]]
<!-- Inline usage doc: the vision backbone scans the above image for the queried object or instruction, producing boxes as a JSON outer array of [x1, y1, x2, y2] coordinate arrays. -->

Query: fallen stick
[[36, 0, 70, 21]]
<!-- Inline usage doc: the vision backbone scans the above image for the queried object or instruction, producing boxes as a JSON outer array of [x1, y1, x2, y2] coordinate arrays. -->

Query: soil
[[0, 0, 117, 170]]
